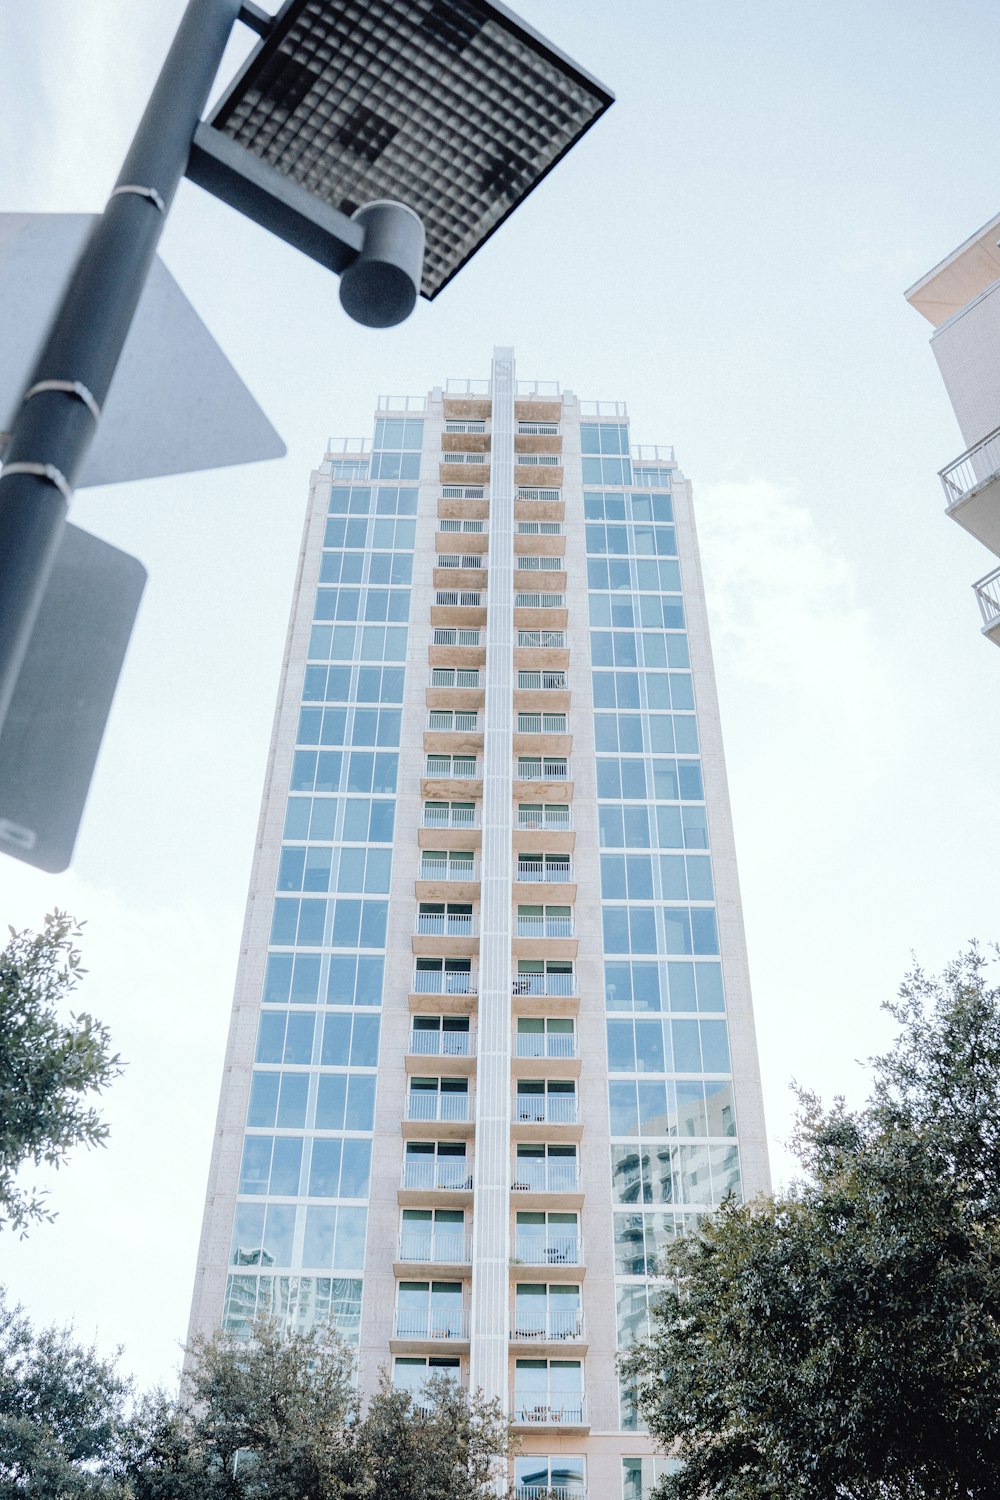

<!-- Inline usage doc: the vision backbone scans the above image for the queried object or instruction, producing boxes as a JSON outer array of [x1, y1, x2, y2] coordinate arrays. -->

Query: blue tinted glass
[[623, 807, 650, 848], [671, 675, 695, 711], [316, 1074, 347, 1130], [660, 856, 687, 899], [663, 908, 692, 955], [632, 963, 662, 1012], [681, 806, 709, 848], [340, 1139, 372, 1197], [297, 900, 326, 945], [291, 954, 321, 1003], [247, 1071, 279, 1127], [598, 804, 624, 845], [342, 799, 369, 841], [346, 1074, 376, 1130], [674, 717, 699, 754], [372, 753, 399, 793], [593, 674, 616, 709], [686, 857, 714, 900], [327, 957, 356, 1006], [338, 848, 366, 892], [264, 954, 293, 1003], [606, 1020, 636, 1071], [667, 962, 697, 1009], [605, 963, 632, 1007], [364, 848, 392, 893], [595, 717, 618, 752], [270, 899, 298, 946], [634, 1021, 666, 1074], [333, 1206, 368, 1268], [672, 1021, 702, 1072], [332, 900, 361, 946], [322, 1013, 352, 1064], [620, 761, 647, 799], [356, 956, 385, 1006], [256, 1013, 286, 1062], [637, 1081, 668, 1132], [360, 902, 388, 947], [284, 798, 310, 839], [609, 1081, 639, 1134], [277, 848, 305, 892], [700, 1020, 731, 1072], [231, 1203, 264, 1260], [603, 909, 630, 954], [596, 761, 621, 798], [303, 848, 332, 893], [350, 1013, 380, 1066], [696, 964, 724, 1012], [315, 752, 341, 793], [277, 1073, 308, 1127], [271, 1137, 302, 1195], [291, 751, 317, 792], [626, 855, 653, 898], [239, 1136, 271, 1194], [284, 1013, 314, 1063], [601, 855, 626, 898], [368, 801, 395, 842], [304, 1206, 336, 1267], [310, 1138, 342, 1196], [691, 909, 720, 955], [629, 908, 657, 953]]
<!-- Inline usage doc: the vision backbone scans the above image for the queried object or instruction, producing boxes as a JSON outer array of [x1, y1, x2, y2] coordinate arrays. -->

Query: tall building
[[906, 212, 1000, 649], [188, 349, 770, 1500]]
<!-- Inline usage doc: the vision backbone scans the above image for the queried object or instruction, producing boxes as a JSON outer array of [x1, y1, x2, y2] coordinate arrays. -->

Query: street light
[[0, 0, 613, 871]]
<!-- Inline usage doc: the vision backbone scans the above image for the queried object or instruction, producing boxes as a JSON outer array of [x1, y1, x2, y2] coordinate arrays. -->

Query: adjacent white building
[[188, 349, 770, 1500], [906, 211, 1000, 648]]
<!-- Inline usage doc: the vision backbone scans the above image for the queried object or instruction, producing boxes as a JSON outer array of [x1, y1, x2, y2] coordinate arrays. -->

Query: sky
[[2, 0, 1000, 1393]]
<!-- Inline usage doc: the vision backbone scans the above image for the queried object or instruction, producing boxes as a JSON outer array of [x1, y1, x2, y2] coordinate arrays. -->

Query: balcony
[[422, 807, 479, 831], [514, 1032, 577, 1059], [517, 489, 562, 502], [514, 592, 565, 609], [512, 1236, 582, 1267], [513, 1094, 579, 1126], [974, 564, 1000, 647], [414, 912, 476, 937], [432, 628, 482, 647], [514, 1488, 586, 1500], [517, 422, 560, 436], [512, 1400, 587, 1430], [397, 1232, 472, 1266], [511, 1311, 585, 1344], [516, 673, 568, 693], [437, 554, 488, 571], [517, 521, 563, 535], [516, 555, 564, 571], [418, 856, 479, 882], [408, 1025, 475, 1054], [405, 1092, 472, 1123], [512, 973, 575, 998], [430, 668, 481, 688], [515, 914, 573, 938], [515, 760, 570, 782], [515, 861, 573, 884], [511, 1160, 581, 1194], [939, 425, 1000, 555], [438, 517, 486, 533], [427, 712, 481, 732], [393, 1308, 470, 1343], [517, 631, 566, 648], [400, 1158, 473, 1192]]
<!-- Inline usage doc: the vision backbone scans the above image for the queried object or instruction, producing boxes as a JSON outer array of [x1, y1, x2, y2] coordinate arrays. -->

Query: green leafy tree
[[0, 912, 122, 1235], [622, 944, 1000, 1500], [0, 1288, 130, 1497]]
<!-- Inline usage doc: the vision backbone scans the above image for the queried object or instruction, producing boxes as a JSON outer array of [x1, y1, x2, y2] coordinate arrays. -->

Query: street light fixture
[[0, 0, 613, 871]]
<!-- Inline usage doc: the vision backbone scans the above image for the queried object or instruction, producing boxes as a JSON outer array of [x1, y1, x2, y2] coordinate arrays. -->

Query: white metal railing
[[514, 593, 565, 608], [515, 915, 573, 937], [394, 1308, 470, 1340], [445, 420, 486, 433], [514, 1487, 586, 1500], [516, 453, 560, 466], [427, 712, 481, 732], [398, 1232, 472, 1263], [377, 394, 425, 412], [432, 628, 482, 646], [516, 760, 569, 780], [515, 861, 573, 882], [517, 673, 567, 691], [415, 912, 476, 936], [517, 715, 567, 734], [517, 489, 561, 502], [441, 486, 485, 499], [517, 556, 563, 571], [446, 377, 490, 394], [512, 1160, 580, 1192], [516, 807, 570, 828], [518, 631, 565, 648], [632, 441, 674, 460], [515, 1032, 577, 1059], [418, 856, 479, 880], [513, 973, 575, 997], [517, 422, 559, 436], [401, 1158, 472, 1191], [511, 1310, 585, 1342], [442, 451, 490, 464], [579, 398, 627, 416], [411, 972, 477, 997], [326, 435, 372, 453], [512, 1401, 586, 1426], [517, 520, 563, 535], [409, 1026, 475, 1055], [406, 1091, 472, 1122], [939, 424, 1000, 506], [439, 518, 486, 533], [422, 806, 478, 828], [437, 554, 487, 570], [436, 591, 483, 607], [424, 756, 482, 777], [512, 1236, 581, 1266], [513, 1094, 579, 1125], [430, 668, 481, 688], [974, 565, 1000, 627]]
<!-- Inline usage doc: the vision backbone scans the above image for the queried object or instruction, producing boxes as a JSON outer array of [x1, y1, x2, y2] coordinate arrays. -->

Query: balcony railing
[[411, 971, 477, 997], [394, 1308, 470, 1340], [512, 973, 575, 997], [517, 422, 559, 436], [427, 712, 481, 732], [974, 564, 1000, 628], [517, 674, 567, 692], [439, 518, 486, 533], [436, 591, 483, 607], [406, 1092, 472, 1123], [514, 593, 565, 609], [511, 1160, 580, 1193], [409, 1026, 474, 1054], [517, 555, 564, 569], [415, 913, 476, 936], [515, 915, 573, 937], [513, 1094, 579, 1125], [515, 862, 573, 883], [514, 1487, 586, 1500], [430, 669, 481, 687], [442, 452, 489, 465], [517, 521, 563, 535], [512, 1236, 582, 1265], [422, 806, 479, 828], [432, 628, 482, 646], [517, 489, 561, 502], [418, 857, 479, 881], [515, 760, 569, 780], [939, 423, 1000, 507], [437, 555, 487, 570], [511, 1310, 585, 1342], [444, 420, 486, 434], [514, 1032, 577, 1059], [424, 757, 482, 778], [512, 1401, 586, 1426], [441, 486, 485, 499], [398, 1232, 472, 1263], [517, 631, 566, 648], [401, 1158, 473, 1191]]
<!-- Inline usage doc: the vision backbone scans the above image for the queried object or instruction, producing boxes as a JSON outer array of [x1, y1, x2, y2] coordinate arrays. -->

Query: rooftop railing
[[974, 564, 1000, 628], [939, 423, 1000, 507]]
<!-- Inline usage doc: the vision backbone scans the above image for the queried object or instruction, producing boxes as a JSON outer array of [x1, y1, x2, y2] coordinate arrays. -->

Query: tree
[[621, 944, 1000, 1500], [0, 1288, 130, 1497], [0, 912, 122, 1235]]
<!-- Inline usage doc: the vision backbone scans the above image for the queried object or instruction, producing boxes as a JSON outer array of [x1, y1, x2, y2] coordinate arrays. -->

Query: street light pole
[[0, 0, 242, 729]]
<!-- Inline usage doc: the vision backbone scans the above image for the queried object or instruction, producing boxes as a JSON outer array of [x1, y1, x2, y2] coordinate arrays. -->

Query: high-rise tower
[[189, 349, 770, 1500]]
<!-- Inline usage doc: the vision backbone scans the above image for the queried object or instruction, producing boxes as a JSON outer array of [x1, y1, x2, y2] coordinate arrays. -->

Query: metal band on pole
[[23, 380, 103, 423]]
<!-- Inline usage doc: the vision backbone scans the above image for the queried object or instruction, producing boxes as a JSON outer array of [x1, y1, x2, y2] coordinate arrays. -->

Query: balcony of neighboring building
[[424, 709, 484, 757], [513, 758, 574, 805], [435, 521, 488, 555], [394, 1220, 472, 1277], [512, 1083, 582, 1142], [511, 1148, 583, 1209], [515, 553, 566, 587], [406, 1011, 476, 1077], [939, 426, 1000, 555], [429, 633, 485, 670], [411, 902, 478, 959], [514, 427, 561, 454], [390, 1302, 471, 1356], [443, 395, 491, 423], [512, 902, 577, 962], [403, 1078, 474, 1140], [440, 459, 490, 487], [431, 589, 486, 629], [514, 669, 570, 716], [515, 398, 561, 423], [426, 672, 484, 713], [416, 850, 480, 904], [418, 800, 480, 853], [421, 755, 483, 802], [515, 520, 564, 556], [514, 496, 564, 524], [398, 1145, 474, 1207], [438, 492, 488, 521], [433, 553, 488, 592], [513, 801, 575, 858], [974, 564, 1000, 646], [510, 1287, 587, 1355], [514, 854, 576, 905], [515, 462, 564, 488], [514, 640, 569, 673], [512, 1013, 579, 1080], [514, 597, 567, 631]]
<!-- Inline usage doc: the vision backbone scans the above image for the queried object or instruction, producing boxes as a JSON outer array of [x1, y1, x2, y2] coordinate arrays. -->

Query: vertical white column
[[469, 348, 515, 1424]]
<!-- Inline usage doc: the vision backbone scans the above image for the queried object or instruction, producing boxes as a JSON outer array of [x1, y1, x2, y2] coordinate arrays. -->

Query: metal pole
[[0, 0, 243, 730]]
